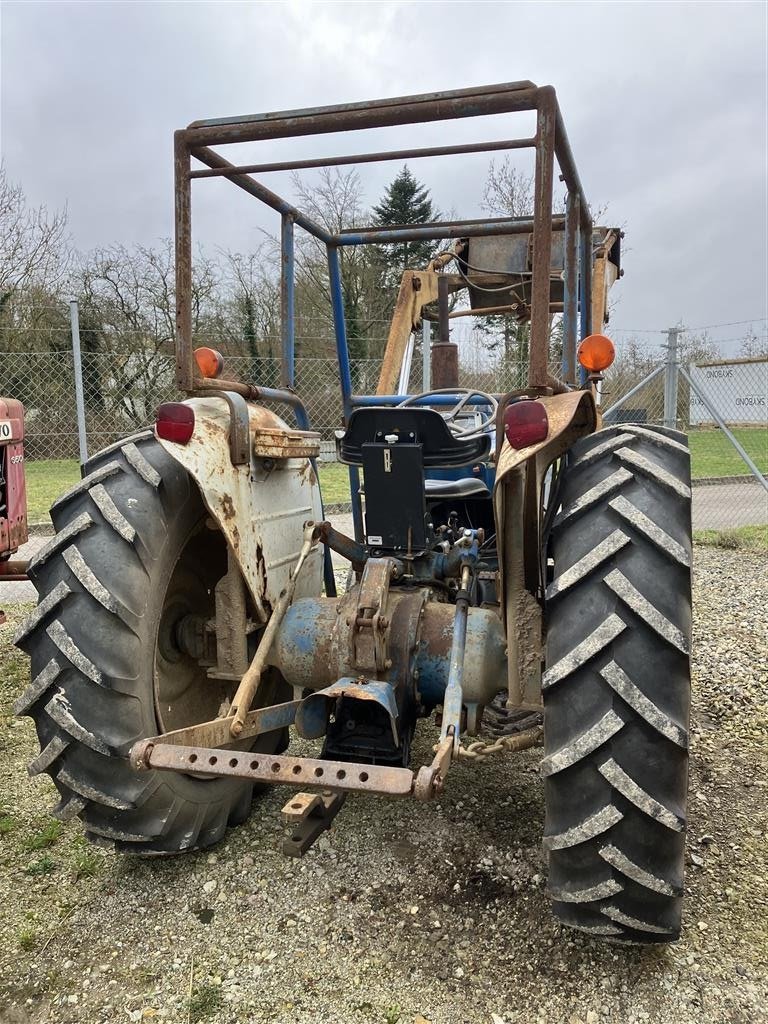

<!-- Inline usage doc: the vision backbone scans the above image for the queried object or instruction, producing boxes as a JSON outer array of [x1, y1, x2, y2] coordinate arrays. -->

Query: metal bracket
[[208, 547, 250, 681], [194, 388, 250, 464], [414, 733, 453, 801], [349, 557, 395, 673], [281, 790, 346, 857], [132, 700, 300, 752]]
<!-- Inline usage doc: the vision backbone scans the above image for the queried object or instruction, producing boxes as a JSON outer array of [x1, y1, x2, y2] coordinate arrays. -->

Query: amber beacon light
[[194, 346, 225, 379], [577, 334, 616, 373]]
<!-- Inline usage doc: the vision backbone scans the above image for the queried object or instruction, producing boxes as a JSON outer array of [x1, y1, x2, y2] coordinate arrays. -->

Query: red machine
[[0, 398, 29, 623]]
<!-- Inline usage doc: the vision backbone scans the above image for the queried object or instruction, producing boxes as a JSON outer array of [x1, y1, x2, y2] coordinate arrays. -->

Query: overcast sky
[[2, 1, 766, 352]]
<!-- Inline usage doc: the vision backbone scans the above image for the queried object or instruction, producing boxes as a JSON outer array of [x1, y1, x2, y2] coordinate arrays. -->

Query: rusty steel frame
[[174, 81, 594, 407], [131, 740, 415, 798]]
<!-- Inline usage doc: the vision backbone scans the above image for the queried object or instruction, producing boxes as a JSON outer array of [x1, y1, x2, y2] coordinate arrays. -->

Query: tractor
[[0, 397, 29, 619], [14, 82, 692, 943]]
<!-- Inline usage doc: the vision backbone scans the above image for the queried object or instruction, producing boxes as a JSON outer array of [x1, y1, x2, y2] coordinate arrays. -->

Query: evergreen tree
[[371, 166, 439, 280]]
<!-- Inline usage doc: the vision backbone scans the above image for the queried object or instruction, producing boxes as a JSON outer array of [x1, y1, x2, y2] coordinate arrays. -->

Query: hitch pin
[[229, 522, 319, 737]]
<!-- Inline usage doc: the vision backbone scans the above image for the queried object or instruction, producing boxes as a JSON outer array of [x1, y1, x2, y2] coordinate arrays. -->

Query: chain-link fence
[[0, 321, 556, 463], [603, 353, 768, 532], [2, 318, 765, 533]]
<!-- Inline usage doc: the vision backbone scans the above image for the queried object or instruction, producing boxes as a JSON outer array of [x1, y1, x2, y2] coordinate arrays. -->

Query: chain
[[437, 725, 544, 762]]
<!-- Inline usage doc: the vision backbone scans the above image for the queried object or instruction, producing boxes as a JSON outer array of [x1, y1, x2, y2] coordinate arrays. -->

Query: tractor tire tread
[[15, 432, 256, 855], [544, 423, 692, 942]]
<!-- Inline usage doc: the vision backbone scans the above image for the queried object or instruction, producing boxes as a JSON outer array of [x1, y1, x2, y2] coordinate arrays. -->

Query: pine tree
[[371, 166, 438, 279]]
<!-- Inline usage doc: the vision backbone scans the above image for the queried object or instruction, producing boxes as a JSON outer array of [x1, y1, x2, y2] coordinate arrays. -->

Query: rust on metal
[[0, 560, 29, 581], [176, 83, 602, 397], [137, 700, 300, 752], [494, 390, 596, 482], [133, 742, 414, 797], [529, 86, 557, 388], [316, 521, 367, 572], [281, 791, 346, 857], [281, 791, 323, 823], [348, 557, 395, 673], [183, 82, 540, 147], [189, 137, 537, 179], [376, 271, 439, 395], [431, 343, 459, 390], [414, 734, 454, 802], [251, 427, 321, 459], [208, 547, 249, 682]]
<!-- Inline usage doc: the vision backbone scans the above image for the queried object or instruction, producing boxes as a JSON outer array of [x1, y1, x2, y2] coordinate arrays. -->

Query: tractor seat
[[336, 407, 492, 468], [424, 477, 490, 498]]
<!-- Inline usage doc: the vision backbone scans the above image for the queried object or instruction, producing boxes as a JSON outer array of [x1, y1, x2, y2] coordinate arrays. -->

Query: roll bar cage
[[174, 81, 595, 415]]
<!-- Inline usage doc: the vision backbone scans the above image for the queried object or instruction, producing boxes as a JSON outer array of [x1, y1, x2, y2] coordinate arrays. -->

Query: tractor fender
[[494, 389, 597, 485], [493, 389, 597, 708], [155, 396, 324, 621]]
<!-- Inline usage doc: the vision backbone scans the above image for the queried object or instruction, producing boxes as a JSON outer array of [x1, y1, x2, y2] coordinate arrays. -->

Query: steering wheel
[[396, 388, 498, 440]]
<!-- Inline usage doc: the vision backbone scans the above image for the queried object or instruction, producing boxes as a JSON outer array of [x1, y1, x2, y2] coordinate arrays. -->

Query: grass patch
[[0, 814, 15, 835], [188, 982, 224, 1022], [24, 819, 62, 851], [17, 926, 37, 951], [26, 854, 56, 876], [317, 461, 350, 504], [694, 524, 768, 553], [688, 427, 767, 479], [24, 457, 354, 520], [24, 459, 81, 523], [70, 836, 104, 880]]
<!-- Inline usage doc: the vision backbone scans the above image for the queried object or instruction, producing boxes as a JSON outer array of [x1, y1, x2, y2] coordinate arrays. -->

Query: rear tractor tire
[[543, 424, 692, 942], [14, 431, 285, 855]]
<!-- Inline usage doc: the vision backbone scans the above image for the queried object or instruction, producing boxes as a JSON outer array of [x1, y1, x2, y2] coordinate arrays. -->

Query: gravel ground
[[0, 546, 766, 1024]]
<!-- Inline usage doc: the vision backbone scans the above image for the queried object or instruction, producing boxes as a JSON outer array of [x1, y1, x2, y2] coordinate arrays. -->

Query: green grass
[[26, 855, 56, 876], [21, 425, 768, 522], [188, 983, 224, 1022], [687, 427, 767, 479], [17, 926, 37, 951], [694, 524, 768, 553], [70, 837, 104, 880], [23, 820, 62, 851], [317, 461, 350, 504], [24, 459, 81, 523]]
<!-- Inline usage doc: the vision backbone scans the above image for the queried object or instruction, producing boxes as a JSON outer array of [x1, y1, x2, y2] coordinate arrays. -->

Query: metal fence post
[[663, 326, 680, 429], [69, 299, 89, 469]]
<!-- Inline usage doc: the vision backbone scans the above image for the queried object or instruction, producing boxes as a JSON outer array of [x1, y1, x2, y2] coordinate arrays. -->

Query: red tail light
[[156, 403, 195, 443], [503, 399, 549, 449]]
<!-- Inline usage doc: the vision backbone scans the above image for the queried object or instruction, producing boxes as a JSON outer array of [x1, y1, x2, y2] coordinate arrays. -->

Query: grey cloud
[[2, 0, 766, 343]]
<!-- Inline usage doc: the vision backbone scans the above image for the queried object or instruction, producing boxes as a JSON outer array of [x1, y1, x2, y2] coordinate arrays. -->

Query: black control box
[[361, 442, 426, 553]]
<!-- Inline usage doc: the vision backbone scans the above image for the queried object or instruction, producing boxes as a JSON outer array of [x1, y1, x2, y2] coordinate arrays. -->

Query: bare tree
[[216, 247, 281, 381], [739, 326, 768, 359], [74, 241, 220, 426], [0, 164, 69, 307], [481, 158, 535, 219], [291, 167, 392, 360]]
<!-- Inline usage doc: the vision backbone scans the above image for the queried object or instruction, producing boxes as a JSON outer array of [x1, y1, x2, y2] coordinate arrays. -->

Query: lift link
[[440, 561, 473, 754], [228, 522, 319, 737], [413, 558, 476, 801]]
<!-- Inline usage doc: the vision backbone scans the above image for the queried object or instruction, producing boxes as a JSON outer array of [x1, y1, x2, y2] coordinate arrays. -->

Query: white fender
[[156, 396, 324, 620]]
